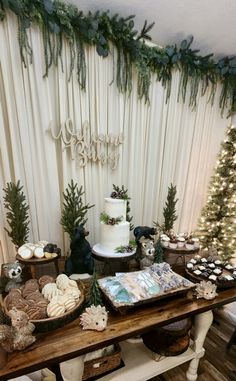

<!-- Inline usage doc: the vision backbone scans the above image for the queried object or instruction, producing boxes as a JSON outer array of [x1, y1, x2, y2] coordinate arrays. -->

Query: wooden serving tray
[[185, 267, 236, 289], [3, 280, 86, 333], [98, 270, 195, 314]]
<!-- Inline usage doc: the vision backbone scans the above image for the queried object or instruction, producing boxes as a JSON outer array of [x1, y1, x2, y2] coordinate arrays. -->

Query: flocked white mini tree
[[197, 124, 236, 261]]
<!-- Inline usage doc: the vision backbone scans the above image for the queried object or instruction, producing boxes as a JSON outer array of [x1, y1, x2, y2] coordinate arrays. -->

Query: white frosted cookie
[[56, 274, 70, 291], [63, 287, 81, 301], [64, 295, 77, 311], [19, 247, 33, 259], [47, 295, 66, 317], [42, 283, 62, 301], [209, 275, 217, 281], [34, 246, 45, 259]]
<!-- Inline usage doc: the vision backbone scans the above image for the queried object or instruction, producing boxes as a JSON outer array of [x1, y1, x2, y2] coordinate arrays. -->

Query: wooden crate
[[82, 344, 121, 380]]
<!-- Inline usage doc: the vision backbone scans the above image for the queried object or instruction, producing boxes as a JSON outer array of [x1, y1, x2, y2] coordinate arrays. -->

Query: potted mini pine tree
[[3, 180, 30, 250], [60, 180, 94, 275]]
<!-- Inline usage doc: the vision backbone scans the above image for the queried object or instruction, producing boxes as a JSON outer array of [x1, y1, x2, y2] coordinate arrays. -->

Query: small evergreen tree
[[197, 125, 236, 261], [154, 239, 164, 263], [60, 180, 94, 240], [3, 180, 30, 247], [87, 271, 103, 307], [154, 183, 178, 233]]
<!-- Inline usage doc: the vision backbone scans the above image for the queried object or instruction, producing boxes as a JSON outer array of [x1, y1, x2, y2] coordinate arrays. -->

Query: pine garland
[[0, 0, 235, 114], [3, 180, 30, 247], [60, 179, 94, 240], [197, 125, 236, 261]]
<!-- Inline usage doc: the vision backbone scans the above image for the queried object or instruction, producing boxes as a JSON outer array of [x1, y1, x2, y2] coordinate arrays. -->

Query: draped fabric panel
[[0, 13, 227, 263]]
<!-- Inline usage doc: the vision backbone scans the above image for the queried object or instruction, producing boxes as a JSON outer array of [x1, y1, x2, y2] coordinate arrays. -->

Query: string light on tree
[[197, 124, 236, 261]]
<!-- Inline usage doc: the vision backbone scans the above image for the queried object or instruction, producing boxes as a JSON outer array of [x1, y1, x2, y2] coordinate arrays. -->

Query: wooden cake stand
[[92, 244, 136, 275], [16, 253, 60, 279]]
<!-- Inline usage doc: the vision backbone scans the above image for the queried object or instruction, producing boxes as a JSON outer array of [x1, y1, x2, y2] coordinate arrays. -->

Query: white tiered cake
[[93, 196, 135, 259], [100, 197, 130, 251]]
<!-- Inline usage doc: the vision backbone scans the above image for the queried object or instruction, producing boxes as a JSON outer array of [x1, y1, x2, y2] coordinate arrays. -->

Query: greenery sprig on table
[[3, 180, 30, 247], [60, 179, 94, 240], [0, 0, 236, 114], [87, 271, 103, 307]]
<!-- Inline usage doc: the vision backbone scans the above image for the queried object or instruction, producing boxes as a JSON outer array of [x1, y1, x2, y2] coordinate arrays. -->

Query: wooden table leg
[[54, 259, 60, 275], [30, 264, 36, 279], [60, 355, 85, 381], [186, 310, 213, 381]]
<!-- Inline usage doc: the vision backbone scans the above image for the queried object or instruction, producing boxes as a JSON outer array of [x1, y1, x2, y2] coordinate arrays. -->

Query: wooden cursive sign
[[48, 119, 124, 170]]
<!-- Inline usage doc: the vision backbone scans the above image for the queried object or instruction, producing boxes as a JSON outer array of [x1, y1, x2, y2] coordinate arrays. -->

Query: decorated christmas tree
[[3, 180, 30, 247], [61, 180, 94, 240], [154, 183, 178, 233], [197, 125, 236, 261], [87, 271, 103, 307]]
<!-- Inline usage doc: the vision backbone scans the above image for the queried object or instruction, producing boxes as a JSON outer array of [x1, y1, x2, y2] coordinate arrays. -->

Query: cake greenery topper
[[115, 240, 137, 253], [100, 213, 123, 225], [111, 184, 134, 230]]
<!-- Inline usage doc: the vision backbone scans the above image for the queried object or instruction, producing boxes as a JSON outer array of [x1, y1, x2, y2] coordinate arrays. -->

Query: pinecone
[[110, 191, 118, 198], [109, 218, 116, 225]]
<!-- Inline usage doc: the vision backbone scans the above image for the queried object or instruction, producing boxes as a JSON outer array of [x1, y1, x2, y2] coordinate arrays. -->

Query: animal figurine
[[80, 305, 108, 331], [0, 307, 35, 352], [1, 261, 23, 293], [139, 240, 155, 269], [134, 226, 156, 243], [195, 281, 218, 300], [65, 226, 94, 275]]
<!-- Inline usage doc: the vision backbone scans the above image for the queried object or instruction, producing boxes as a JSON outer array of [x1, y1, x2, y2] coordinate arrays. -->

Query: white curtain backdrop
[[0, 12, 228, 264]]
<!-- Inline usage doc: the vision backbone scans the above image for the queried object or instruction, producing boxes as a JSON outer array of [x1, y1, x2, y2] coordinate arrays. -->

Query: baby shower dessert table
[[0, 286, 236, 381]]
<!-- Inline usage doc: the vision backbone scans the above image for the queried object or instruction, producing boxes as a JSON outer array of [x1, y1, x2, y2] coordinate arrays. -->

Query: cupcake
[[169, 238, 178, 249], [177, 236, 185, 248], [185, 239, 194, 250], [161, 236, 170, 247], [192, 238, 200, 248]]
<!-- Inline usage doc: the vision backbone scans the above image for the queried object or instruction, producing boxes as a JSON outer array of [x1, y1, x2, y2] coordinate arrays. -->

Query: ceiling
[[69, 0, 236, 59]]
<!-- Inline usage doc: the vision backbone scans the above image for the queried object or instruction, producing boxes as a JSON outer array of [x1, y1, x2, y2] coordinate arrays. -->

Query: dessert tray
[[185, 256, 236, 289], [3, 277, 85, 332], [98, 262, 195, 313]]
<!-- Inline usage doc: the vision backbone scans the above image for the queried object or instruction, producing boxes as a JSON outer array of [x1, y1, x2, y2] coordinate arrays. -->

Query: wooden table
[[1, 287, 236, 381]]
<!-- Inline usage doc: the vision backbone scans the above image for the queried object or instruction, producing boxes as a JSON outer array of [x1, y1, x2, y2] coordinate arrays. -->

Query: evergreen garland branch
[[1, 0, 236, 113]]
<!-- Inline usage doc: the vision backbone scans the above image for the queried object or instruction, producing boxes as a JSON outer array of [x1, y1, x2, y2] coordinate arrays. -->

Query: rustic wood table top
[[1, 286, 236, 380]]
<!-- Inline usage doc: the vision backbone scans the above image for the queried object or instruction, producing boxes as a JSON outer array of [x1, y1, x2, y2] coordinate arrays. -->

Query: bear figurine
[[134, 226, 157, 243], [65, 225, 95, 276]]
